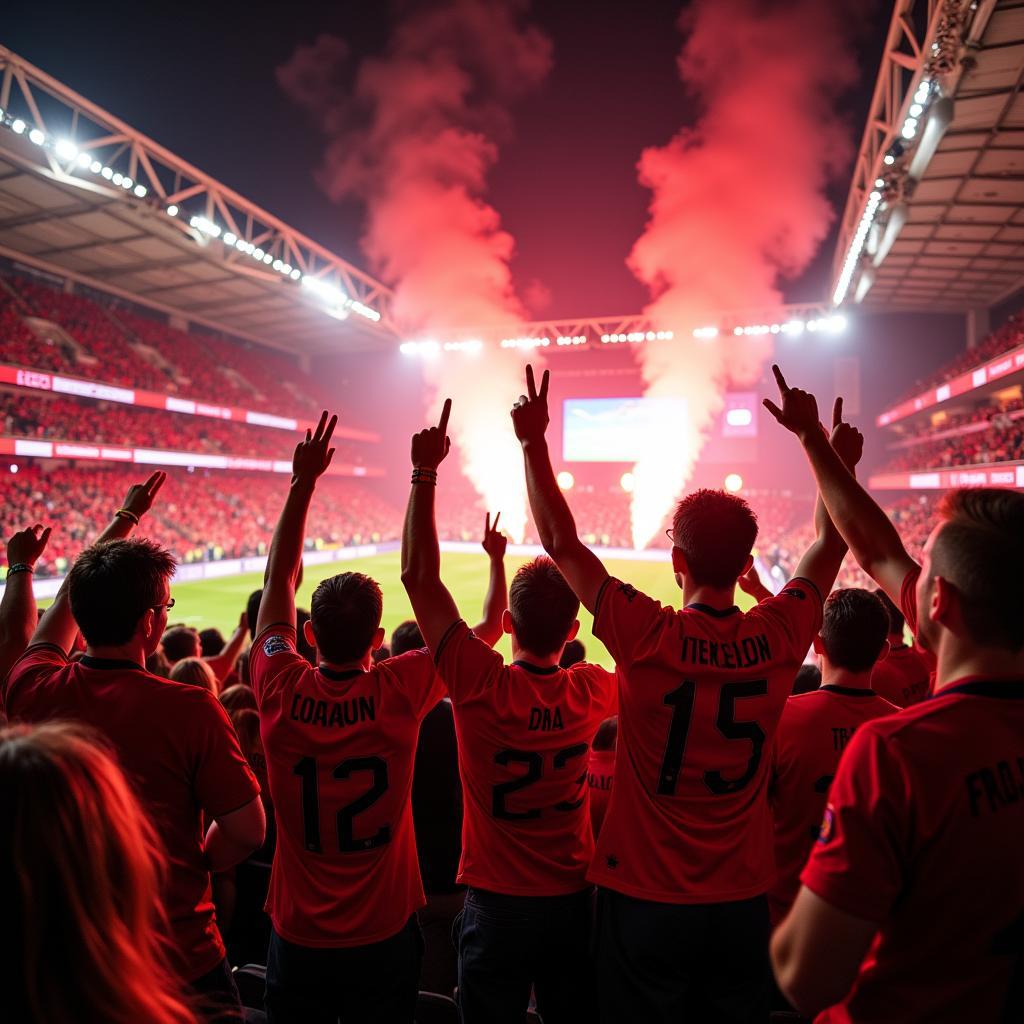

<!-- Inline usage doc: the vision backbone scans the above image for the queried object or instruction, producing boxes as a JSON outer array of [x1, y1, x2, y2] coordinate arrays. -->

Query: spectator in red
[[588, 716, 617, 838], [871, 589, 933, 707]]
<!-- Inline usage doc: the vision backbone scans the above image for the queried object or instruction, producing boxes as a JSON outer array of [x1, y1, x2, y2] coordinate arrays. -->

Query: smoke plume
[[278, 3, 551, 540], [627, 0, 856, 548]]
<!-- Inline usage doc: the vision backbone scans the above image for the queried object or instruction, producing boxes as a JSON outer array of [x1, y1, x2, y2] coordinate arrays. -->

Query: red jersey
[[768, 685, 897, 926], [587, 748, 615, 838], [250, 624, 444, 947], [871, 645, 931, 707], [590, 576, 823, 903], [4, 645, 259, 981], [435, 620, 617, 895], [802, 678, 1024, 1022]]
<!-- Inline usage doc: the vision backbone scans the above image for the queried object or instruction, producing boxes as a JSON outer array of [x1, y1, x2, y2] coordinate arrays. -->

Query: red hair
[[0, 722, 196, 1024]]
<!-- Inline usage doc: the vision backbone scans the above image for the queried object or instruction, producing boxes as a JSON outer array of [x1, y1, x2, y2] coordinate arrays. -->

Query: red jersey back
[[587, 748, 615, 838], [768, 685, 897, 925], [802, 679, 1024, 1022], [435, 620, 617, 895], [251, 624, 444, 947], [590, 576, 823, 903], [4, 645, 259, 981], [870, 645, 931, 707]]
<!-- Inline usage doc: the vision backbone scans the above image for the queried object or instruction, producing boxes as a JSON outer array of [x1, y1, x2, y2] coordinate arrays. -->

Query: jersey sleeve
[[434, 619, 503, 705], [189, 689, 261, 819], [577, 664, 618, 718], [249, 622, 307, 704], [899, 566, 922, 636], [747, 577, 823, 664], [386, 648, 448, 719], [592, 577, 667, 670], [799, 722, 910, 924], [2, 642, 67, 714]]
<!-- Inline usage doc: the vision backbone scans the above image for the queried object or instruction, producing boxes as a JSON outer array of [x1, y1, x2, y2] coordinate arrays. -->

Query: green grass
[[160, 551, 755, 669]]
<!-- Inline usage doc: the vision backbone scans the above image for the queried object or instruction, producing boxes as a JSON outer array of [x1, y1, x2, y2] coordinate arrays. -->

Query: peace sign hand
[[292, 411, 338, 484], [762, 364, 821, 441], [511, 364, 550, 445], [411, 399, 452, 470], [120, 471, 167, 521], [481, 512, 507, 561], [829, 397, 864, 471]]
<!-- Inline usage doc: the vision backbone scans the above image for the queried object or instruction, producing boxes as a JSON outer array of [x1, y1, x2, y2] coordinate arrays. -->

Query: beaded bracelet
[[411, 468, 438, 485], [6, 562, 34, 576]]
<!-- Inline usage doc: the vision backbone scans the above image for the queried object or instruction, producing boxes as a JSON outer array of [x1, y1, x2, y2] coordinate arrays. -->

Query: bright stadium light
[[133, 184, 147, 197], [620, 472, 635, 493], [290, 268, 301, 280], [55, 138, 78, 160], [724, 473, 743, 493], [76, 151, 91, 168], [101, 166, 114, 179], [90, 160, 102, 173], [28, 127, 45, 145], [223, 232, 237, 246], [11, 119, 26, 135], [693, 326, 719, 339], [9, 463, 18, 474], [166, 204, 179, 217], [112, 172, 124, 186], [883, 153, 895, 166], [556, 471, 575, 491]]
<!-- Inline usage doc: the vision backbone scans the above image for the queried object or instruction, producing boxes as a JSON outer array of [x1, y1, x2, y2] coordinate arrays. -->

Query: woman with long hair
[[0, 721, 197, 1024]]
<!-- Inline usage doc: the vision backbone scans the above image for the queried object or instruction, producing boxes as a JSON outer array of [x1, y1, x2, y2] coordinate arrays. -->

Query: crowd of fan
[[882, 404, 1024, 472]]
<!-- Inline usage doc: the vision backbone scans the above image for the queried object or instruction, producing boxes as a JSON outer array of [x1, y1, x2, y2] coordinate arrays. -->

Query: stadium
[[0, 1, 1022, 1022]]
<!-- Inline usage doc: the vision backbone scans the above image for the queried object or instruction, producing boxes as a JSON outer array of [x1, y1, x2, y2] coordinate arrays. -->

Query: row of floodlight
[[694, 315, 847, 339], [834, 79, 933, 305], [0, 111, 382, 325]]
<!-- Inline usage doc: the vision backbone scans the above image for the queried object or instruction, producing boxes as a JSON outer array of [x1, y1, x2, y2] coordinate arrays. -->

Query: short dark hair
[[509, 557, 579, 657], [931, 488, 1024, 651], [819, 588, 889, 673], [593, 715, 618, 752], [672, 490, 757, 588], [198, 628, 224, 657], [161, 626, 200, 665], [391, 620, 424, 657], [559, 639, 586, 669], [68, 538, 176, 646], [873, 589, 905, 637], [791, 663, 821, 695], [371, 644, 391, 663], [310, 572, 383, 664], [246, 589, 263, 638]]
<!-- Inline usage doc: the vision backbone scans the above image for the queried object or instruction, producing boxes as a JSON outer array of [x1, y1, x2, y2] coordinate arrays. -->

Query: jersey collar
[[931, 677, 1024, 700], [80, 655, 145, 671], [512, 660, 560, 675], [318, 665, 366, 682], [685, 603, 740, 618], [821, 684, 877, 698]]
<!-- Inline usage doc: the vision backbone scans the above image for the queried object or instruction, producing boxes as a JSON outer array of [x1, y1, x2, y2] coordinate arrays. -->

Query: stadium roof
[[833, 0, 1024, 315], [0, 45, 397, 356]]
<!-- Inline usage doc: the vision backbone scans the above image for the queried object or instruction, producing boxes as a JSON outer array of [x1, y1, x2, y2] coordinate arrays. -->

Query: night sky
[[4, 1, 890, 318]]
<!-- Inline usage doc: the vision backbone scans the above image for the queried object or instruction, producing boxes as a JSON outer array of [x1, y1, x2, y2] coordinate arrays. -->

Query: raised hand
[[481, 512, 507, 561], [120, 471, 167, 521], [511, 364, 550, 445], [411, 399, 452, 470], [6, 523, 52, 569], [829, 397, 864, 471], [293, 411, 337, 484], [762, 365, 820, 441]]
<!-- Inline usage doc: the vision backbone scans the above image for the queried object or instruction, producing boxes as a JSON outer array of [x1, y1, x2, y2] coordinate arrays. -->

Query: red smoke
[[626, 0, 857, 548], [278, 2, 551, 539]]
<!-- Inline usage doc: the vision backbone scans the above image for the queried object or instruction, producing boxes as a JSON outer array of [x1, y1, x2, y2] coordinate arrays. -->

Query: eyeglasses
[[153, 598, 176, 613]]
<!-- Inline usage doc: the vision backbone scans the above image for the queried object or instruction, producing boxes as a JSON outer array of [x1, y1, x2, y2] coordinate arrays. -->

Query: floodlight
[[90, 160, 102, 173], [167, 204, 179, 216], [55, 139, 78, 160], [556, 471, 575, 491], [133, 184, 147, 197], [11, 119, 26, 134], [101, 166, 114, 179], [76, 151, 91, 167], [620, 472, 635, 493], [724, 473, 743, 493], [29, 128, 45, 145], [112, 172, 124, 186]]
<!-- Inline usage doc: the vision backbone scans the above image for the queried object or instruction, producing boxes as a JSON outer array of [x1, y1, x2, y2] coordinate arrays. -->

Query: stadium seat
[[415, 991, 459, 1023], [233, 964, 267, 1011]]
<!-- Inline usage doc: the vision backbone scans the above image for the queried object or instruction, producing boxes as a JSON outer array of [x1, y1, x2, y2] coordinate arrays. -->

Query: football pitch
[[166, 551, 756, 670]]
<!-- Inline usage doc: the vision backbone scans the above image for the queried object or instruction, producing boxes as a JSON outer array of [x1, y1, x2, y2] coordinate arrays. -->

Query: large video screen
[[562, 397, 689, 463]]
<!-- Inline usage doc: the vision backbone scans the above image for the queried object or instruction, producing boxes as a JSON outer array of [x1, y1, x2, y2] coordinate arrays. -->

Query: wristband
[[412, 468, 438, 485], [115, 508, 140, 525], [6, 563, 34, 576]]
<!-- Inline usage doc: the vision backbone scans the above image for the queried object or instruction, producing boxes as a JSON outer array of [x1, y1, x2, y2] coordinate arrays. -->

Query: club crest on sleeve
[[263, 635, 290, 658], [783, 586, 806, 600], [817, 804, 836, 844]]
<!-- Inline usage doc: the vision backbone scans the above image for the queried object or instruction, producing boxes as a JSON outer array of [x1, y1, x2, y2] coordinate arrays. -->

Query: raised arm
[[0, 524, 52, 679], [256, 412, 336, 639], [764, 365, 917, 604], [205, 609, 249, 684], [401, 399, 462, 651], [513, 365, 609, 613], [470, 512, 507, 647], [34, 472, 166, 654]]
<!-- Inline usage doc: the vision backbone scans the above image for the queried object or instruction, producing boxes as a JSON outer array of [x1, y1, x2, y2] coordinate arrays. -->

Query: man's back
[[769, 686, 896, 925], [4, 645, 258, 981], [435, 620, 616, 894], [870, 644, 931, 707], [803, 681, 1024, 1022], [591, 576, 822, 901], [250, 625, 444, 946]]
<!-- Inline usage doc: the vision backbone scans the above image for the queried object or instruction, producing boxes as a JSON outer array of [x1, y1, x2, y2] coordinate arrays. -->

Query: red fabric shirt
[[4, 645, 259, 981], [802, 678, 1024, 1023], [870, 645, 931, 707], [250, 624, 444, 947], [590, 576, 823, 903], [435, 620, 617, 895], [768, 686, 897, 926], [587, 748, 615, 838]]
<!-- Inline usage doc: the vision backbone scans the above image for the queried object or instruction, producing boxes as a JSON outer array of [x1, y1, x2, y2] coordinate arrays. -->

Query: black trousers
[[265, 917, 423, 1024], [595, 888, 770, 1024], [456, 886, 596, 1024]]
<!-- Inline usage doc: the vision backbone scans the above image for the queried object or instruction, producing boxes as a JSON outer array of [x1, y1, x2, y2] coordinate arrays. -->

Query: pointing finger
[[832, 397, 843, 430], [485, 511, 491, 534], [762, 398, 784, 423], [539, 368, 550, 400], [526, 364, 537, 400], [438, 398, 452, 434], [771, 364, 790, 395], [492, 511, 500, 531], [324, 414, 338, 446]]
